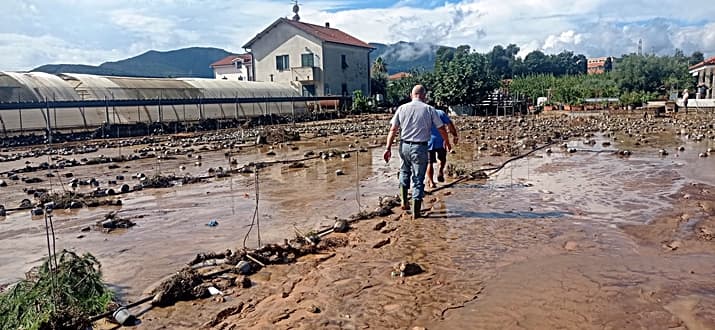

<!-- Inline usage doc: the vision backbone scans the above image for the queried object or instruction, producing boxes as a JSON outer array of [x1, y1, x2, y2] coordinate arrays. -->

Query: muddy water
[[3, 115, 715, 328], [0, 135, 395, 300], [424, 140, 715, 329]]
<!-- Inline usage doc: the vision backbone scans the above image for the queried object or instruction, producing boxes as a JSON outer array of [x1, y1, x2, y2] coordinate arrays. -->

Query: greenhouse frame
[[0, 72, 343, 134]]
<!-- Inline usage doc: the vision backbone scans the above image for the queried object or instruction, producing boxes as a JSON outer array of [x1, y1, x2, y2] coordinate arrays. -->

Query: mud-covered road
[[2, 112, 715, 329]]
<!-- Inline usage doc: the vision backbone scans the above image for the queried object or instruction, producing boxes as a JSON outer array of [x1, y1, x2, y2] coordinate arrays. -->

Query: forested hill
[[33, 47, 233, 78]]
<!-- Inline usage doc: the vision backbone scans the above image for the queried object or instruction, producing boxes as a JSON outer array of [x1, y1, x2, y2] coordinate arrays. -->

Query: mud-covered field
[[1, 111, 715, 329]]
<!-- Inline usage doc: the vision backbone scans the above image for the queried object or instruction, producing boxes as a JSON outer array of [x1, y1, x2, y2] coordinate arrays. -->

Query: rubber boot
[[412, 199, 422, 219], [400, 185, 409, 210]]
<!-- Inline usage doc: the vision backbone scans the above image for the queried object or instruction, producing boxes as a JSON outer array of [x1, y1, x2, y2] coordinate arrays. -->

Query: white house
[[689, 56, 715, 99], [210, 54, 253, 81], [242, 15, 373, 97]]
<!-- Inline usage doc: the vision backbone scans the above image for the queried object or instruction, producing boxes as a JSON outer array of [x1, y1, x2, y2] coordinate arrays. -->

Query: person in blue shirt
[[427, 107, 459, 188]]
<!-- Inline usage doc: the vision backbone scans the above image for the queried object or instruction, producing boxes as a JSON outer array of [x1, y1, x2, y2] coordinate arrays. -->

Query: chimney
[[325, 22, 330, 28]]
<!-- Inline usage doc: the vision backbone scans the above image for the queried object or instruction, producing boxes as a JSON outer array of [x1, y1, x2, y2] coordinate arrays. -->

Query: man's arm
[[437, 126, 451, 152], [383, 125, 399, 162], [447, 122, 459, 144]]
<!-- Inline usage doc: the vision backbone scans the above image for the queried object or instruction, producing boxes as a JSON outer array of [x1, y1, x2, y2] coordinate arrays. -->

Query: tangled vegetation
[[0, 251, 114, 330]]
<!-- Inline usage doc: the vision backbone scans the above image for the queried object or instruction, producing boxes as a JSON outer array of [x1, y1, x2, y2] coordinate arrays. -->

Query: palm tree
[[372, 57, 387, 75]]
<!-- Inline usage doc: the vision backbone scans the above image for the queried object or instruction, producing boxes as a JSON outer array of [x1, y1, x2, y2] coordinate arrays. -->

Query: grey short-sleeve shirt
[[390, 100, 444, 142]]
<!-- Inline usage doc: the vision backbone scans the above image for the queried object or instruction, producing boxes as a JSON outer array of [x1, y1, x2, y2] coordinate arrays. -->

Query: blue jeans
[[399, 142, 428, 201]]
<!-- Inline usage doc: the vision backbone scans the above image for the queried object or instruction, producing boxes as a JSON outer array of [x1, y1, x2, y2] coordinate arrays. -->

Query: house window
[[276, 55, 289, 71], [341, 55, 348, 69], [341, 83, 348, 96], [234, 61, 242, 69], [324, 84, 330, 95], [301, 53, 314, 67]]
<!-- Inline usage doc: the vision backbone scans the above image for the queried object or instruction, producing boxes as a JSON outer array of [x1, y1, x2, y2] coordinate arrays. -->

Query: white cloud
[[0, 33, 125, 71], [0, 0, 714, 71]]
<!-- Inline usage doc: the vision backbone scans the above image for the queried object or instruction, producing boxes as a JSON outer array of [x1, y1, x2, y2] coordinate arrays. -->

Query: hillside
[[31, 42, 443, 78], [370, 41, 442, 74], [33, 47, 233, 78]]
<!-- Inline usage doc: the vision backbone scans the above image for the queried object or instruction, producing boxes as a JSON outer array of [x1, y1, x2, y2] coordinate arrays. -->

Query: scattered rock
[[373, 220, 387, 231], [31, 207, 44, 216], [564, 241, 579, 251], [19, 199, 32, 208], [394, 262, 423, 277], [80, 226, 91, 232], [288, 162, 307, 169], [308, 305, 321, 313], [333, 219, 349, 233], [663, 240, 682, 251], [335, 169, 345, 176], [0, 180, 6, 187], [373, 237, 391, 249], [235, 261, 252, 275], [237, 276, 252, 288]]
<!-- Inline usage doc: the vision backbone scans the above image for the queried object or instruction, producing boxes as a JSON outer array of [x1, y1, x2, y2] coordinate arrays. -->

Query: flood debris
[[96, 211, 135, 232], [151, 268, 208, 307], [188, 250, 233, 266], [0, 251, 114, 330], [333, 219, 349, 233], [392, 262, 424, 277]]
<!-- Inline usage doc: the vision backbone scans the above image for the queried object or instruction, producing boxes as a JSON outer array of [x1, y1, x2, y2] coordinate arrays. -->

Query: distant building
[[587, 57, 613, 75], [210, 54, 253, 81], [242, 6, 374, 97], [388, 72, 411, 81], [689, 56, 715, 99]]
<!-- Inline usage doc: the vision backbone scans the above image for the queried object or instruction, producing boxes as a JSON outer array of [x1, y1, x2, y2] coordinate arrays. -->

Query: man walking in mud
[[426, 106, 458, 188], [383, 85, 451, 218]]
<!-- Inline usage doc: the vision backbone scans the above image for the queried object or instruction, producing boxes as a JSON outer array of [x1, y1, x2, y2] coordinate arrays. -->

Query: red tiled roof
[[243, 18, 374, 49], [282, 18, 373, 49], [210, 54, 252, 68], [587, 62, 604, 68], [689, 56, 715, 71], [388, 72, 411, 80]]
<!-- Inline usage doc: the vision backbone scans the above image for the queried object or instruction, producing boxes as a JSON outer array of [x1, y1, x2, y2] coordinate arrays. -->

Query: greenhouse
[[0, 72, 336, 133]]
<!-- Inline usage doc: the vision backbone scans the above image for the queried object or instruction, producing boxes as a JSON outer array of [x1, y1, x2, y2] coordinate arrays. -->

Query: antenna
[[637, 39, 642, 56], [291, 0, 300, 21]]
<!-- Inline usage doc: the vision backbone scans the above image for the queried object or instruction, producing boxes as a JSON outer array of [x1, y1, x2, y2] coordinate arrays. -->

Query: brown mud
[[2, 112, 715, 329]]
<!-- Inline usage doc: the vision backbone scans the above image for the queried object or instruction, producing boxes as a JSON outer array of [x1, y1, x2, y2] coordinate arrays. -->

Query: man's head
[[411, 85, 427, 101]]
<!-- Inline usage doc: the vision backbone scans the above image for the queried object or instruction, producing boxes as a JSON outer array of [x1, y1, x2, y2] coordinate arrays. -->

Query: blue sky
[[1, 0, 714, 71]]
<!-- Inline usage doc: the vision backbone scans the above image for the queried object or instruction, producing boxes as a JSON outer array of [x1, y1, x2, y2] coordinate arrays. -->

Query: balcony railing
[[291, 67, 320, 83]]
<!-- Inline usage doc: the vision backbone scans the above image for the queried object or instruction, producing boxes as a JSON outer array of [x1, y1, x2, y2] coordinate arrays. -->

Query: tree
[[690, 51, 705, 66], [431, 46, 499, 106], [371, 57, 387, 76], [612, 54, 692, 95], [386, 69, 433, 106], [487, 44, 520, 79], [522, 50, 551, 75], [604, 57, 613, 72], [370, 57, 388, 97]]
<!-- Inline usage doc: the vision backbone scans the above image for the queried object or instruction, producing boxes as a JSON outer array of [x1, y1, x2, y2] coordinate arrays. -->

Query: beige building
[[242, 17, 373, 97], [689, 56, 715, 99]]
